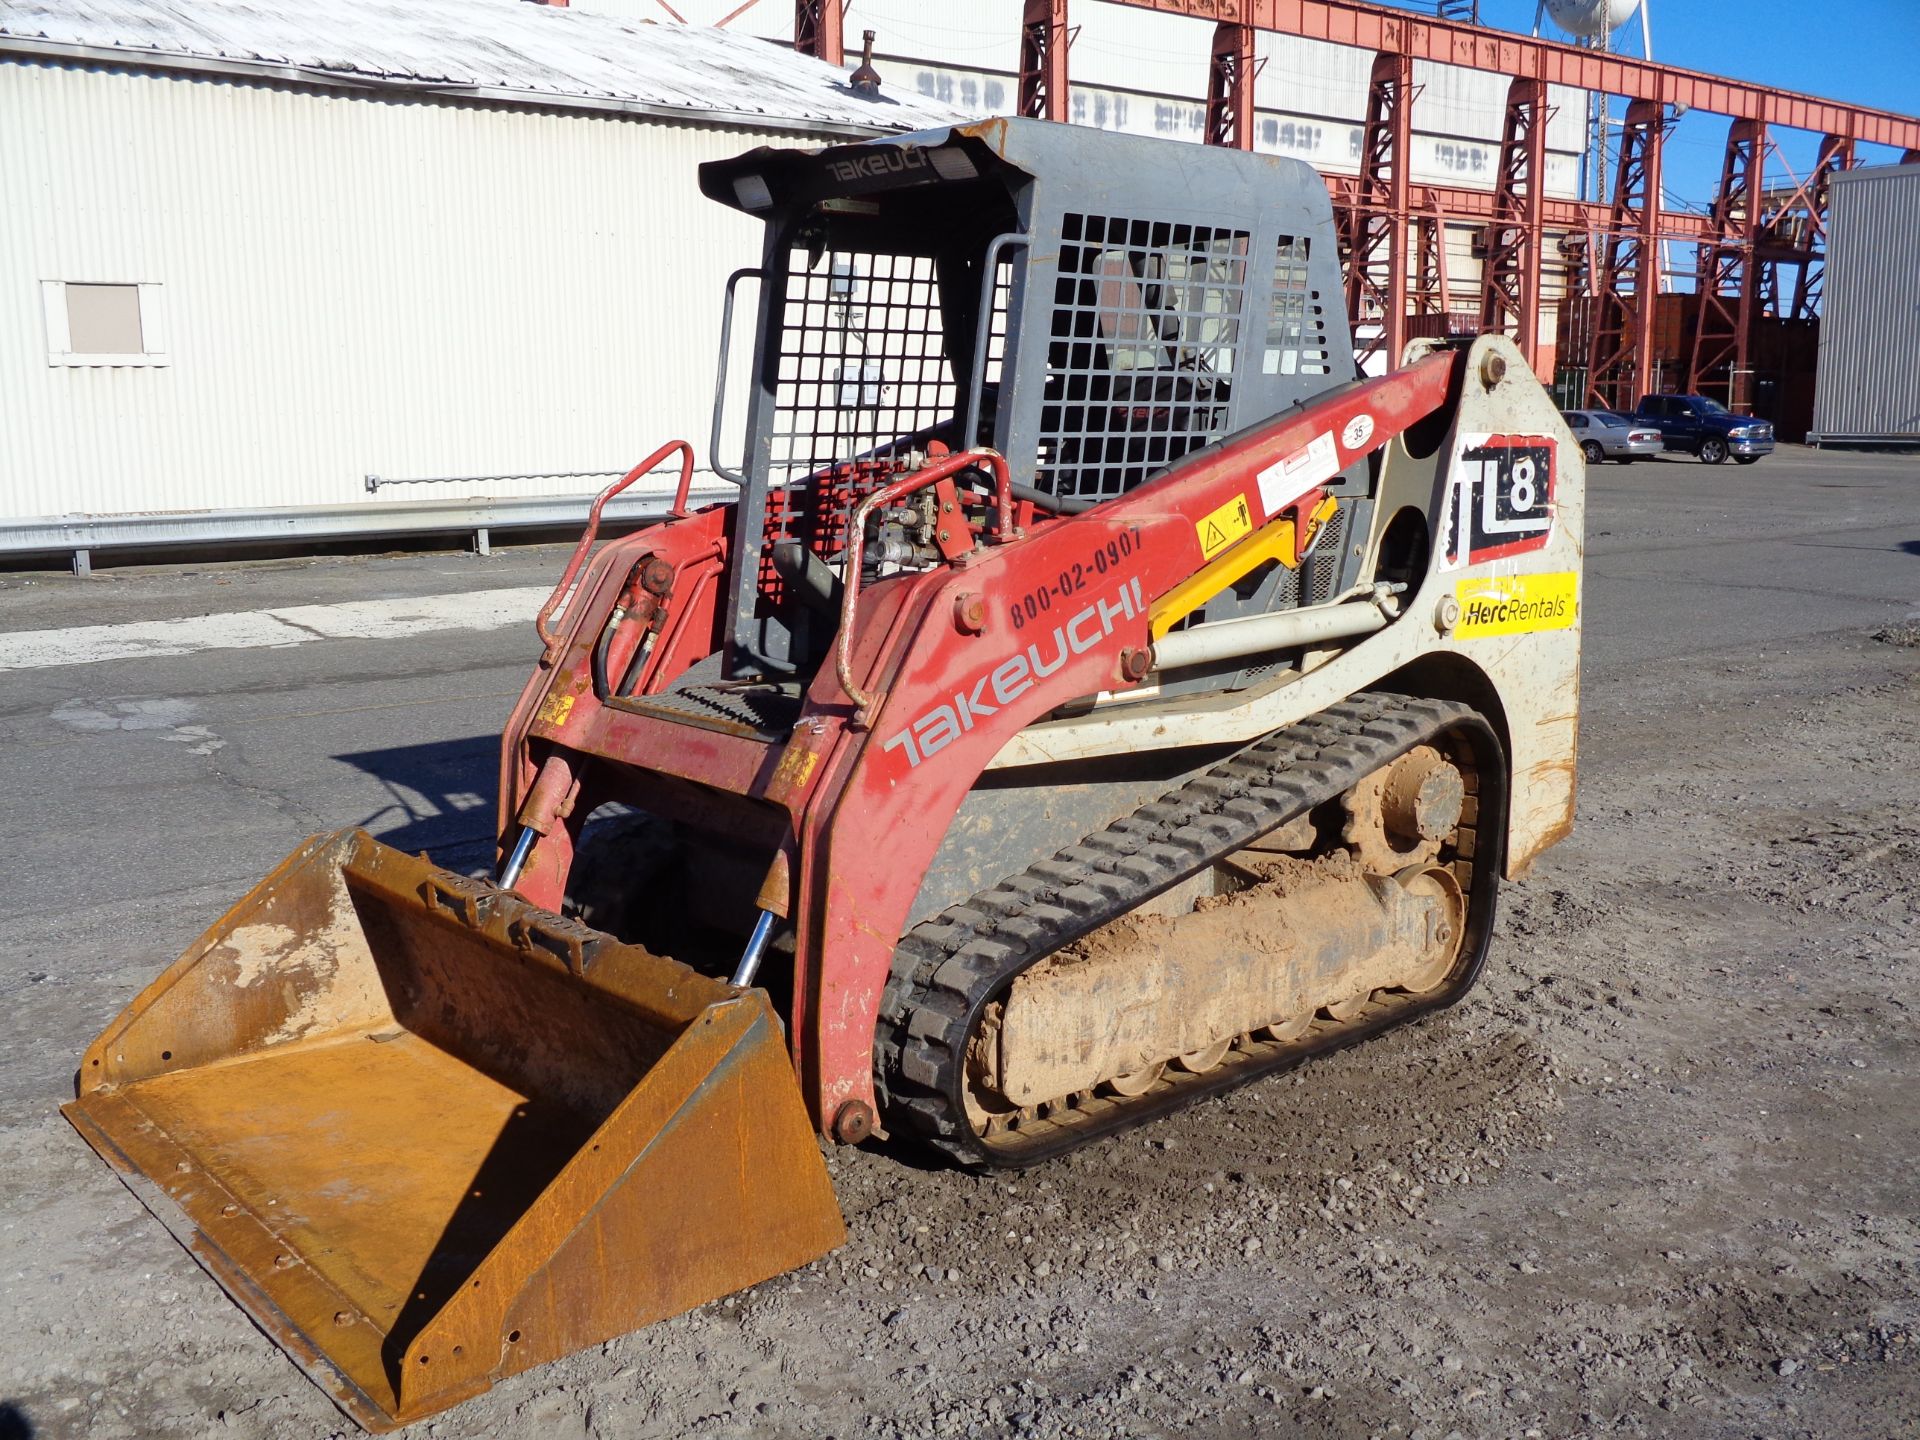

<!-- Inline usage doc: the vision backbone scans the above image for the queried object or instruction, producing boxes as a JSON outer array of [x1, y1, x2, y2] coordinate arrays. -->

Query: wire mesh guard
[[761, 248, 1011, 588], [761, 230, 1329, 516], [767, 249, 960, 489], [1038, 215, 1252, 501]]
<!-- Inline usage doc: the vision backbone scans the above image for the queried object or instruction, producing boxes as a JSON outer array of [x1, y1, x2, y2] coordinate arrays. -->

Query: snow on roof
[[0, 0, 970, 135]]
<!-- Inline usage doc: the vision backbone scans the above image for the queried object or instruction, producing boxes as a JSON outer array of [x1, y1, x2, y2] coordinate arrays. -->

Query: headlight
[[1730, 426, 1756, 438]]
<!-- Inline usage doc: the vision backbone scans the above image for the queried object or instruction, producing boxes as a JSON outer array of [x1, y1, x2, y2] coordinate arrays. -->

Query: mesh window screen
[[1037, 215, 1251, 500], [769, 250, 959, 485], [1265, 235, 1332, 379]]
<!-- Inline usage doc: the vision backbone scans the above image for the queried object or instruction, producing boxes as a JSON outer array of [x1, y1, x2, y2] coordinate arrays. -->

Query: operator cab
[[698, 119, 1366, 684]]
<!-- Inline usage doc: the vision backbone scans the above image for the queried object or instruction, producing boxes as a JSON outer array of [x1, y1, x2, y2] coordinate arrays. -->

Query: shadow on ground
[[333, 736, 499, 871]]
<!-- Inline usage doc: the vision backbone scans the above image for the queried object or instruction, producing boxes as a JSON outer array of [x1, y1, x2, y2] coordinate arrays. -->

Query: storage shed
[[0, 0, 964, 565], [1808, 163, 1920, 448]]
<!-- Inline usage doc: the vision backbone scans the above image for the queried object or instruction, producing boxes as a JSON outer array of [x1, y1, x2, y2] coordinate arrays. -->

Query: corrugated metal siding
[[1810, 165, 1920, 442], [0, 58, 804, 524]]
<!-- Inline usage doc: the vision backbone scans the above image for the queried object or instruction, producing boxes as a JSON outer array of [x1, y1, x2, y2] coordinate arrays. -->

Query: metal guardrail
[[1, 485, 736, 570], [363, 469, 657, 493]]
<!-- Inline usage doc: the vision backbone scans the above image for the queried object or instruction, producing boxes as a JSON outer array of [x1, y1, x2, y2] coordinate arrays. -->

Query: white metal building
[[583, 0, 1588, 197], [581, 0, 1592, 346], [0, 0, 965, 564]]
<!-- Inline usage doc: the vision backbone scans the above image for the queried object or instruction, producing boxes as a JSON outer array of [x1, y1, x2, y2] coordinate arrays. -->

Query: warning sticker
[[534, 689, 577, 728], [767, 744, 820, 799], [1454, 572, 1579, 638], [1196, 493, 1255, 559], [1256, 431, 1340, 518]]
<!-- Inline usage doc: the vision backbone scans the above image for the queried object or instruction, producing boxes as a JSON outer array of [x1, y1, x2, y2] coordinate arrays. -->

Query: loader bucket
[[62, 829, 845, 1432]]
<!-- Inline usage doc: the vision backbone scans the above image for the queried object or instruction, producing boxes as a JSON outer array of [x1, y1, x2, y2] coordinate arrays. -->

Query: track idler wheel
[[1256, 1012, 1313, 1043], [1391, 863, 1467, 993], [1340, 745, 1464, 871], [1103, 1062, 1165, 1097]]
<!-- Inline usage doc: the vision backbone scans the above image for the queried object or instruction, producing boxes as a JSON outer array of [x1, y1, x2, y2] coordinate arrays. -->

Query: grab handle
[[709, 268, 764, 487], [535, 440, 695, 662]]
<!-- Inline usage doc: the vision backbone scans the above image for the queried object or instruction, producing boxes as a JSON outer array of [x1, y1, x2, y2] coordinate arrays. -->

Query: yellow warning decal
[[1455, 572, 1579, 638], [768, 744, 820, 798], [534, 689, 578, 728], [1152, 497, 1341, 640], [1196, 493, 1254, 560]]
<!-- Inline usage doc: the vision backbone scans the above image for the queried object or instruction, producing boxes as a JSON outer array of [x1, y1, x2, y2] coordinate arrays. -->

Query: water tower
[[1534, 0, 1656, 203]]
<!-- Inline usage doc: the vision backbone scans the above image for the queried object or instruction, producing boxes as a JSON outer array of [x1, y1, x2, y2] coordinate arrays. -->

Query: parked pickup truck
[[1632, 394, 1775, 465]]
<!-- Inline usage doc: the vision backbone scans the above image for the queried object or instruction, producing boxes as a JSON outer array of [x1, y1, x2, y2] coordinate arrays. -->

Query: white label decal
[[1342, 413, 1375, 450], [1256, 431, 1340, 518]]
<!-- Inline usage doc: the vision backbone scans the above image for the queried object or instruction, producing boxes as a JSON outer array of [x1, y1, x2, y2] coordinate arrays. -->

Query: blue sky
[[1383, 0, 1920, 207]]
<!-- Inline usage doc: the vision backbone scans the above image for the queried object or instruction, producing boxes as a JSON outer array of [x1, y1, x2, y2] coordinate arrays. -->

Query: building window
[[41, 281, 169, 366]]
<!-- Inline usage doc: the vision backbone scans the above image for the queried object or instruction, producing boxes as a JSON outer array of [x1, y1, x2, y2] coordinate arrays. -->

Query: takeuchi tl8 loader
[[65, 120, 1582, 1431]]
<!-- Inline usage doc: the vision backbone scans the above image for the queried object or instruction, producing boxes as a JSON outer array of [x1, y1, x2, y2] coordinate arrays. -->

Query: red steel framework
[[1409, 199, 1451, 329], [1136, 0, 1920, 410], [1019, 0, 1073, 122], [791, 0, 843, 67], [1339, 51, 1415, 366], [1686, 119, 1766, 409], [790, 0, 1920, 413], [1476, 76, 1547, 363], [1580, 100, 1667, 408], [1773, 134, 1856, 323], [1204, 18, 1258, 150]]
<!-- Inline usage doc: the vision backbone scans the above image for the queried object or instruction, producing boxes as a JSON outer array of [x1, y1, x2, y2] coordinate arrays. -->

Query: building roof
[[0, 0, 969, 136]]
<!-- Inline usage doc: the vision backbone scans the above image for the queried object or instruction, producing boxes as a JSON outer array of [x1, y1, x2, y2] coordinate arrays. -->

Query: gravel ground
[[3, 455, 1918, 1439]]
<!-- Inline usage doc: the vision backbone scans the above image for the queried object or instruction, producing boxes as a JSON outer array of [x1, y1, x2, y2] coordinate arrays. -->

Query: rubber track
[[874, 691, 1505, 1169]]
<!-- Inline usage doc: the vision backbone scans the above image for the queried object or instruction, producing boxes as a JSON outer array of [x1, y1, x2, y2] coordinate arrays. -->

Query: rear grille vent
[[1303, 503, 1349, 606]]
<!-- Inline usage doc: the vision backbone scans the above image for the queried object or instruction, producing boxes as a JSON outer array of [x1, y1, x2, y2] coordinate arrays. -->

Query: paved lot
[[1, 445, 1916, 1438]]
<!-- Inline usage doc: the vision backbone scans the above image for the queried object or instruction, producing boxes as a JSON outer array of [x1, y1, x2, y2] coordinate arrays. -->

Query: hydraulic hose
[[1009, 482, 1095, 516], [590, 609, 625, 702], [770, 539, 842, 614]]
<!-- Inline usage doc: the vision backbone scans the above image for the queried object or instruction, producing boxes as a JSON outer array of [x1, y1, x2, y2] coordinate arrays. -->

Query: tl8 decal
[[1440, 434, 1556, 570]]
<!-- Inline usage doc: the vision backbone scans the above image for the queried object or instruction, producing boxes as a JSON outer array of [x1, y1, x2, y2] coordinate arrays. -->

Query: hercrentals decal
[[1453, 572, 1578, 638], [882, 576, 1145, 770]]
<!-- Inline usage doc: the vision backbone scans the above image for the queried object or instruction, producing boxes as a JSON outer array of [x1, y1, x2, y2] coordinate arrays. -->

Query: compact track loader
[[66, 120, 1582, 1430]]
